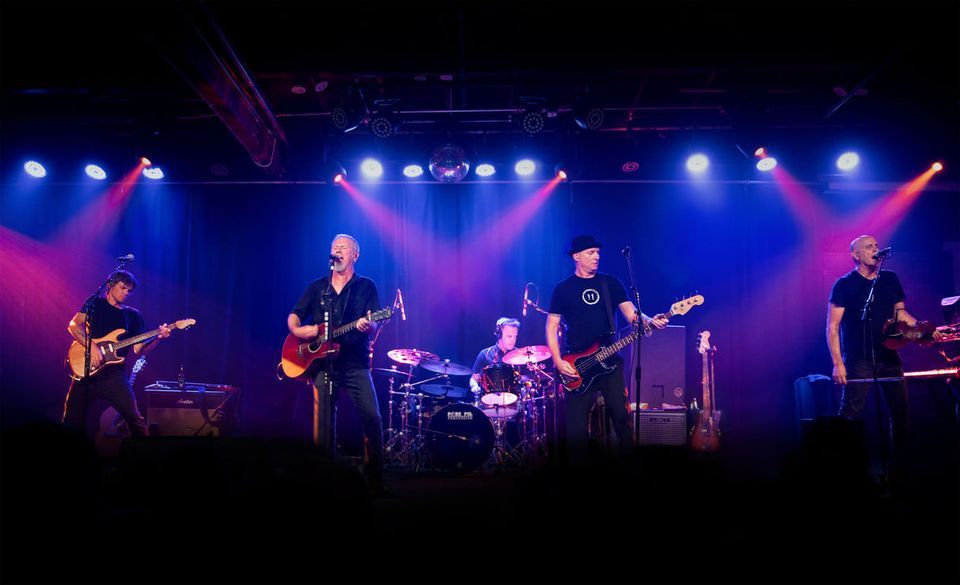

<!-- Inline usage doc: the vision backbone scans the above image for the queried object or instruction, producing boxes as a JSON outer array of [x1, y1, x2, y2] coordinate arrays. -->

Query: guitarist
[[546, 235, 669, 464], [287, 234, 385, 494], [62, 270, 171, 437]]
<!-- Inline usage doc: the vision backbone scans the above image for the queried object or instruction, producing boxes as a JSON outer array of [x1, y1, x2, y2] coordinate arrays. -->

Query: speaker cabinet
[[636, 410, 688, 446], [145, 384, 235, 437], [623, 325, 686, 409]]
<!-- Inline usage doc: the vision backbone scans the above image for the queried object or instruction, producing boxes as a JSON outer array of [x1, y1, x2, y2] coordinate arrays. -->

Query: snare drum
[[424, 403, 494, 472], [480, 364, 519, 408]]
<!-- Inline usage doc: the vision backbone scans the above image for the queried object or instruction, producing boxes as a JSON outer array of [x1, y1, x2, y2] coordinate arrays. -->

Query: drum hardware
[[418, 358, 473, 376]]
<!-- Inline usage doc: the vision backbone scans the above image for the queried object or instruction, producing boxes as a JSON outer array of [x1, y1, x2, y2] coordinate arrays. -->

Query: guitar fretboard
[[594, 306, 683, 361], [114, 328, 165, 350]]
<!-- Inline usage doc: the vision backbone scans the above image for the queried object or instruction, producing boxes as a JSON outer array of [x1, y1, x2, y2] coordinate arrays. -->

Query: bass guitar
[[558, 295, 704, 395], [279, 308, 393, 379], [66, 318, 196, 380], [690, 330, 720, 452]]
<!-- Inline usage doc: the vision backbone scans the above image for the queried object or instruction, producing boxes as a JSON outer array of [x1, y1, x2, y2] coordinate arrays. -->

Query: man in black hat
[[546, 235, 669, 464]]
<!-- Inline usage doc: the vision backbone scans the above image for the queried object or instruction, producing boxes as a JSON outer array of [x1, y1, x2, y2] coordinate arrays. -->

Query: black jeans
[[564, 362, 632, 465], [312, 367, 384, 480], [839, 358, 911, 450], [62, 366, 147, 436]]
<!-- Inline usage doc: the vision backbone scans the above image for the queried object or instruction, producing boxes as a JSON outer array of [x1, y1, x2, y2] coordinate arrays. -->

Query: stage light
[[756, 157, 778, 172], [686, 154, 709, 174], [139, 157, 152, 166], [621, 161, 639, 173], [333, 173, 345, 184], [370, 115, 394, 138], [515, 159, 536, 176], [142, 167, 164, 179], [932, 162, 943, 172], [836, 152, 860, 171], [475, 163, 496, 177], [360, 158, 383, 179], [554, 163, 569, 181], [402, 164, 424, 178], [84, 164, 107, 180], [573, 102, 604, 130], [753, 147, 766, 158], [521, 110, 545, 135], [24, 161, 46, 178], [331, 87, 368, 134]]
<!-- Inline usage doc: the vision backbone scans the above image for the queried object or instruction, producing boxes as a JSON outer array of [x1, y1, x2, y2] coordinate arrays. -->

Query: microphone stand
[[82, 257, 132, 378], [315, 259, 337, 451], [859, 255, 890, 487], [622, 246, 645, 448]]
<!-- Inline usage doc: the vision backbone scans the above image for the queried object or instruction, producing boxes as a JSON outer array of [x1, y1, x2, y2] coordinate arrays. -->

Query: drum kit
[[379, 345, 557, 473]]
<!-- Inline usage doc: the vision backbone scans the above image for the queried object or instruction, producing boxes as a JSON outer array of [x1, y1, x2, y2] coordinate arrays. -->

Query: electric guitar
[[691, 331, 721, 452], [279, 308, 393, 379], [558, 295, 704, 395], [66, 319, 196, 380], [881, 319, 937, 350]]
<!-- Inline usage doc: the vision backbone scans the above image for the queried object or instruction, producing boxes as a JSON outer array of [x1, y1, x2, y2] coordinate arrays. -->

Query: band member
[[469, 317, 521, 396], [287, 234, 385, 493], [546, 235, 669, 464], [62, 270, 171, 437], [826, 234, 941, 456]]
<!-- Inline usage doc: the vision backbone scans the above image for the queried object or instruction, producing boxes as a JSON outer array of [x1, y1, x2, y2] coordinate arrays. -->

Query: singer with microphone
[[545, 235, 669, 466], [826, 234, 941, 484], [62, 269, 172, 437], [287, 234, 387, 495]]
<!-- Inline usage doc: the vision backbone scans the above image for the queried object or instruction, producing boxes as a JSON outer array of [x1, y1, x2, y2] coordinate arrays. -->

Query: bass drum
[[425, 403, 494, 473]]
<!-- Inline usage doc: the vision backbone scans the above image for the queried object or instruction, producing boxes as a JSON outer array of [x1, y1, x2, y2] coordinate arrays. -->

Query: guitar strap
[[600, 277, 616, 341]]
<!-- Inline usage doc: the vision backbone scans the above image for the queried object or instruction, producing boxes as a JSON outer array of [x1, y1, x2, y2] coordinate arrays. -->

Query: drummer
[[469, 317, 521, 396]]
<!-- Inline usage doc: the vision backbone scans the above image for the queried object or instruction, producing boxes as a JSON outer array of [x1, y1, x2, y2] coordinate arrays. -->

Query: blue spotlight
[[142, 167, 164, 180], [836, 152, 860, 171], [475, 163, 496, 177], [360, 158, 383, 179], [85, 164, 107, 180], [24, 161, 47, 178], [514, 159, 536, 176], [402, 164, 424, 178], [756, 157, 778, 172], [685, 154, 709, 174]]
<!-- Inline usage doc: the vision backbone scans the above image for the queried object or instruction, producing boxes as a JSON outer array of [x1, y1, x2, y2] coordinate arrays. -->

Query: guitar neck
[[593, 305, 680, 361], [701, 350, 714, 412], [331, 319, 362, 339], [114, 327, 165, 350]]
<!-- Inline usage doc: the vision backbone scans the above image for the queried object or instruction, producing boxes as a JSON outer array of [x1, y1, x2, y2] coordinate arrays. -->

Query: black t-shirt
[[80, 297, 145, 362], [548, 272, 628, 353], [472, 344, 508, 374], [829, 269, 905, 365], [291, 274, 380, 370]]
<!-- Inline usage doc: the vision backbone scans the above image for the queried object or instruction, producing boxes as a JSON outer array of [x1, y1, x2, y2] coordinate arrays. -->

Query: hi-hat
[[419, 359, 472, 376], [387, 348, 439, 365], [502, 345, 551, 365]]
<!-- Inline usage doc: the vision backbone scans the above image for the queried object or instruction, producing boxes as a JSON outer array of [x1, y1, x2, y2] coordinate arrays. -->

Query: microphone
[[329, 254, 340, 269], [522, 284, 529, 318], [621, 245, 630, 257], [117, 253, 135, 262], [397, 288, 406, 321], [873, 247, 892, 260]]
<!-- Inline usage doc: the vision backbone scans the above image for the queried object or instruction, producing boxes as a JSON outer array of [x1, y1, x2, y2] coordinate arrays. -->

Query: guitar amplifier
[[636, 410, 688, 446], [145, 382, 239, 437]]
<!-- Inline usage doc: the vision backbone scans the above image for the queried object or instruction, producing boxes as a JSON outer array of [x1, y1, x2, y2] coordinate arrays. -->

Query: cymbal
[[387, 348, 439, 366], [371, 367, 410, 377], [502, 345, 551, 365], [418, 359, 472, 376], [419, 384, 472, 400]]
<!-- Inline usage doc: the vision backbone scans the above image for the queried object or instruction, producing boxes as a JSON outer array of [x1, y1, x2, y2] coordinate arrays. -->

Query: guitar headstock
[[670, 295, 704, 317], [370, 308, 393, 322], [697, 330, 713, 354], [174, 318, 197, 330]]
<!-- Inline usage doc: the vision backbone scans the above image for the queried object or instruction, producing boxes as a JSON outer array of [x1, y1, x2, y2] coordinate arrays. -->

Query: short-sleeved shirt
[[80, 297, 145, 367], [291, 274, 380, 370], [548, 272, 628, 353], [829, 269, 905, 365]]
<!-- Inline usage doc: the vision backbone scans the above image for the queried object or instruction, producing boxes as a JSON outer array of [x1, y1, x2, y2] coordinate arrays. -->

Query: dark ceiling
[[2, 0, 958, 181]]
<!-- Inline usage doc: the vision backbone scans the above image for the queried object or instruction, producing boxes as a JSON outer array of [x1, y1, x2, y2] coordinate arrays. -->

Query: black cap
[[567, 235, 602, 255]]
